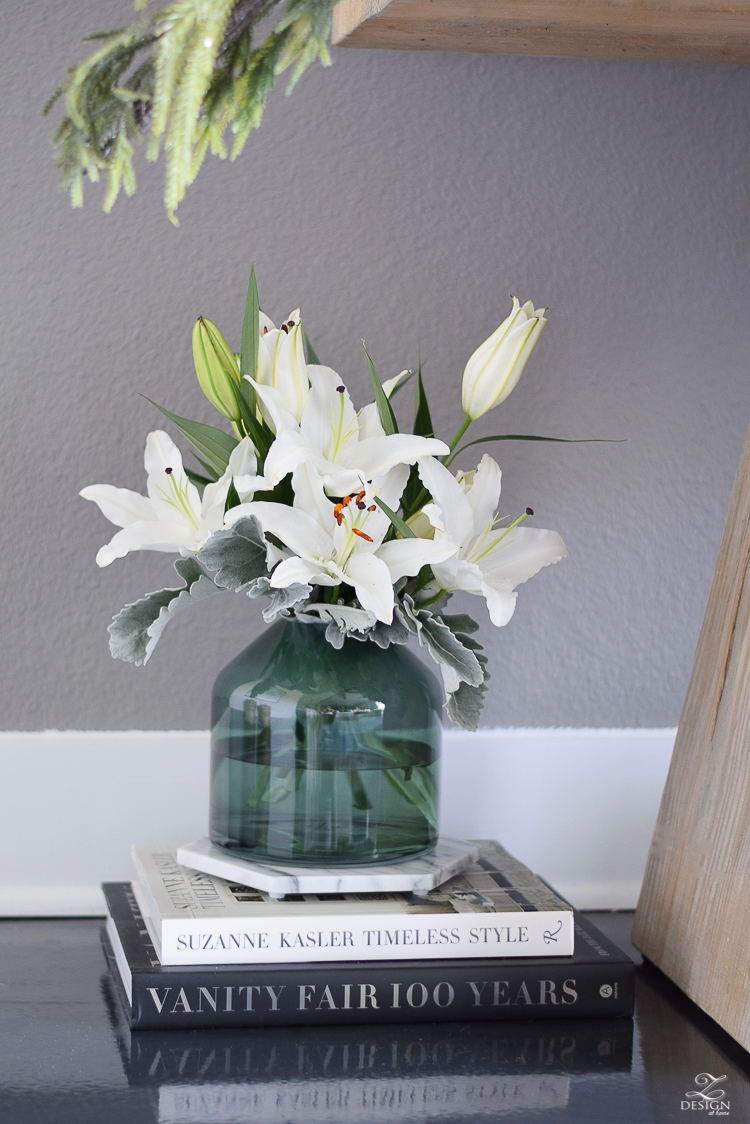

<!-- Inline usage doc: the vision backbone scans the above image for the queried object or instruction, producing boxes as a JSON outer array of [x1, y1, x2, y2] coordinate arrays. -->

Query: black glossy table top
[[1, 912, 749, 1123]]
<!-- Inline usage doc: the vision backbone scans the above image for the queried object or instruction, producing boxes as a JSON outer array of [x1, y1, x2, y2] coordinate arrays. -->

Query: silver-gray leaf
[[399, 595, 484, 688], [262, 583, 312, 623], [439, 613, 480, 636], [108, 557, 222, 666], [367, 615, 411, 649], [446, 680, 488, 732], [197, 515, 268, 590]]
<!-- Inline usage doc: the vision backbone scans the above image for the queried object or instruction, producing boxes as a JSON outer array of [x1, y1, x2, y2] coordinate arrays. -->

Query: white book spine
[[156, 910, 574, 965]]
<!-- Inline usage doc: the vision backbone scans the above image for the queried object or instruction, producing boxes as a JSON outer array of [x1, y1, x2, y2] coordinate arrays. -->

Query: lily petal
[[382, 370, 411, 397], [228, 437, 266, 501], [270, 556, 337, 588], [478, 526, 567, 587], [418, 456, 474, 548], [291, 461, 336, 532], [344, 552, 395, 624], [420, 502, 445, 533], [200, 470, 233, 536], [144, 430, 201, 528], [79, 485, 155, 529], [95, 519, 192, 567], [262, 426, 317, 487], [228, 436, 258, 478], [372, 463, 410, 512], [375, 537, 458, 583], [463, 455, 502, 537], [301, 366, 358, 462], [431, 552, 484, 596], [479, 581, 518, 628], [338, 434, 449, 478], [357, 402, 385, 442], [247, 378, 298, 436], [271, 319, 308, 421]]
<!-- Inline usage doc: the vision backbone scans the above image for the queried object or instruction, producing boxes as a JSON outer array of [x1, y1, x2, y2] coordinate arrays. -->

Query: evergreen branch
[[45, 0, 337, 222]]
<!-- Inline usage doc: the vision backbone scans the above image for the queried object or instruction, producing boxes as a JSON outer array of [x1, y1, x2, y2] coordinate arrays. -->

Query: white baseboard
[[0, 728, 675, 916]]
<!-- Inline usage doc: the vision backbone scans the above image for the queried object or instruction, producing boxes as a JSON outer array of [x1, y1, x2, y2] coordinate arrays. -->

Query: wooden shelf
[[332, 0, 750, 64]]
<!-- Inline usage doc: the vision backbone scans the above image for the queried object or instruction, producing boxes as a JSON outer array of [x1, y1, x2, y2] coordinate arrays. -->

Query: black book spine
[[124, 955, 632, 1029]]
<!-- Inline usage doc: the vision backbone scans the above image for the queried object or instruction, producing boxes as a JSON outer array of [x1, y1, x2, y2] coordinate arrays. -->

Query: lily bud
[[461, 298, 546, 420], [192, 317, 241, 421]]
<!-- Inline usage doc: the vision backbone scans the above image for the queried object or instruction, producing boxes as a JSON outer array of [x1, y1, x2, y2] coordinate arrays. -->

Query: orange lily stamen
[[342, 495, 351, 506], [368, 504, 376, 511], [352, 528, 373, 542], [355, 490, 366, 503]]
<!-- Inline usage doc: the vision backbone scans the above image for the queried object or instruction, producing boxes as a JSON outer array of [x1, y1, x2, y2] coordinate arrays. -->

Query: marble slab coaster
[[176, 837, 481, 899]]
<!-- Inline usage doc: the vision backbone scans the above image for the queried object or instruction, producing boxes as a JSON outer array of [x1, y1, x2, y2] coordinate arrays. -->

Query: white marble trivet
[[176, 836, 481, 899]]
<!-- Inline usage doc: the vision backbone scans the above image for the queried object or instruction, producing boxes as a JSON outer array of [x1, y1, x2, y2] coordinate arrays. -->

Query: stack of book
[[102, 840, 634, 1030]]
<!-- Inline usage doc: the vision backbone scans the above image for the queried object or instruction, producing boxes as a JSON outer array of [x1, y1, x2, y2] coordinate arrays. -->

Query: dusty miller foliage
[[108, 516, 489, 730], [45, 0, 337, 223]]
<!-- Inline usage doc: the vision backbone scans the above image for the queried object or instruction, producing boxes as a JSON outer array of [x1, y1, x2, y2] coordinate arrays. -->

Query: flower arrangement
[[81, 269, 567, 729]]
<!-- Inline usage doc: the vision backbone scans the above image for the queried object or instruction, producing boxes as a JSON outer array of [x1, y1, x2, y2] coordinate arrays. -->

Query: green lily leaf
[[144, 397, 237, 476], [184, 467, 213, 492], [304, 331, 321, 366], [413, 365, 434, 439], [384, 767, 438, 829], [347, 770, 373, 811], [191, 453, 219, 481], [363, 343, 398, 435], [228, 379, 273, 463], [375, 497, 416, 539], [399, 365, 435, 518], [240, 265, 260, 415], [245, 765, 271, 808], [451, 433, 623, 463]]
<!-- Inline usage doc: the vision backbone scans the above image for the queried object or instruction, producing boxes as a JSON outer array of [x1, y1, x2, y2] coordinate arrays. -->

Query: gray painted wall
[[1, 1, 748, 730]]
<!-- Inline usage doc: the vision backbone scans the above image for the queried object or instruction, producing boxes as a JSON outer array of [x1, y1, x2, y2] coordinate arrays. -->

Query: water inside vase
[[211, 755, 439, 865], [209, 621, 442, 866]]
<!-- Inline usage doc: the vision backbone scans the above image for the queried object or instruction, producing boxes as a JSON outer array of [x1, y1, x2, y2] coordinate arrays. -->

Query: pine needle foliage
[[45, 0, 337, 223]]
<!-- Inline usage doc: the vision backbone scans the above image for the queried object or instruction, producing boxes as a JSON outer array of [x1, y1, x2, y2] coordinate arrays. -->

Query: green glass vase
[[209, 619, 442, 866]]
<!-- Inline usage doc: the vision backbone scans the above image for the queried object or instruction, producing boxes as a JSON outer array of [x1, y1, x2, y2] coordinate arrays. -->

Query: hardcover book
[[131, 840, 575, 965], [103, 881, 634, 1030]]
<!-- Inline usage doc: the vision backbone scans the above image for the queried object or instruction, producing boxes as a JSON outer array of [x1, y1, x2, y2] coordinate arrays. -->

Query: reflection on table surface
[[121, 1018, 633, 1122], [1, 913, 749, 1123]]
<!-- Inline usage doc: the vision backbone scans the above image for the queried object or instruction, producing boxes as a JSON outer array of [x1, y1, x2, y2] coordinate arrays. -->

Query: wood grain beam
[[332, 0, 750, 64], [633, 421, 750, 1051]]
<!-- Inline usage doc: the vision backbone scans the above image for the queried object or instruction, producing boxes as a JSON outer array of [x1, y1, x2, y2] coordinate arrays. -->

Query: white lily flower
[[249, 365, 449, 496], [462, 297, 546, 420], [227, 462, 458, 624], [80, 431, 257, 567], [418, 453, 567, 626], [255, 307, 309, 423]]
